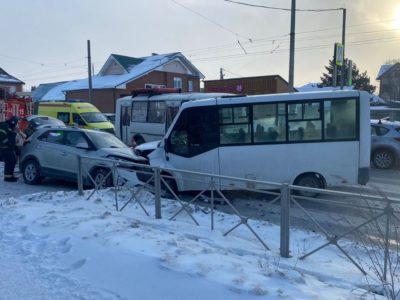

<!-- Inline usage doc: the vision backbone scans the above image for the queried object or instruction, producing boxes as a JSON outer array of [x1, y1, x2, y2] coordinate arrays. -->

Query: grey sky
[[2, 0, 399, 91]]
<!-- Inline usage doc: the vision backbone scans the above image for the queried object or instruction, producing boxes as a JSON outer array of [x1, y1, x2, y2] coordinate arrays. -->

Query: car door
[[63, 131, 91, 177], [36, 129, 70, 178]]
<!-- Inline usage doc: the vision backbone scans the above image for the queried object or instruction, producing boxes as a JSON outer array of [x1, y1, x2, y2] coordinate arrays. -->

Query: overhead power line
[[224, 0, 343, 12], [171, 0, 252, 41], [183, 26, 400, 60], [190, 36, 400, 63]]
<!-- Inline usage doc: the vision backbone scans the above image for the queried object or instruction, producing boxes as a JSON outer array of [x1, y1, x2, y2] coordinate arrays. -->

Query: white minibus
[[115, 88, 231, 146], [147, 90, 371, 192]]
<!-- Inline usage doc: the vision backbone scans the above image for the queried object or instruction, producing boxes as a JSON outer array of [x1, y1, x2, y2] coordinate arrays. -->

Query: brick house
[[376, 63, 400, 102], [0, 68, 24, 100], [38, 52, 204, 112], [203, 75, 290, 95]]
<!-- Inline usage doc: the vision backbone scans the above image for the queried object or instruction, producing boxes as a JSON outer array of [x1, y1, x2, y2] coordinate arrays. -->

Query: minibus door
[[120, 104, 131, 145], [164, 105, 220, 191]]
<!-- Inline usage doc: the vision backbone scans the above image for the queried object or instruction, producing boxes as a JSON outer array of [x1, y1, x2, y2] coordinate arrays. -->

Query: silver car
[[20, 127, 147, 186], [371, 119, 400, 169]]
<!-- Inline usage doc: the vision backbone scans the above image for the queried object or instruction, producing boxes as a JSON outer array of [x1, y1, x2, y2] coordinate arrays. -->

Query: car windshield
[[87, 131, 127, 149], [80, 112, 108, 123]]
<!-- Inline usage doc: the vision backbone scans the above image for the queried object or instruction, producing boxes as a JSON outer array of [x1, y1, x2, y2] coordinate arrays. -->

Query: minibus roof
[[117, 92, 233, 103], [180, 90, 364, 109]]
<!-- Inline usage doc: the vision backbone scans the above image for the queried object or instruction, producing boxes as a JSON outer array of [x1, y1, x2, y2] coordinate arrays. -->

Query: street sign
[[334, 43, 344, 67]]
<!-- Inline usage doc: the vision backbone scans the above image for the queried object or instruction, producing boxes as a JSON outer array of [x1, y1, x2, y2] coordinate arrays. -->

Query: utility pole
[[220, 68, 224, 80], [288, 0, 296, 92], [340, 8, 346, 89], [87, 40, 93, 103]]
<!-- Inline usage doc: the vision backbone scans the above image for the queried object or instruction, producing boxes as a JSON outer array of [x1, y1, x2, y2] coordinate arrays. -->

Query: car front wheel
[[91, 168, 113, 189], [373, 149, 395, 169], [22, 159, 42, 185]]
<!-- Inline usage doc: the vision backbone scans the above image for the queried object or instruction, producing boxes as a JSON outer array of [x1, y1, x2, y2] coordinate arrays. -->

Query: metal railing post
[[280, 184, 290, 258], [383, 202, 393, 282], [210, 177, 215, 230], [112, 162, 118, 211], [77, 155, 84, 196], [154, 167, 162, 219]]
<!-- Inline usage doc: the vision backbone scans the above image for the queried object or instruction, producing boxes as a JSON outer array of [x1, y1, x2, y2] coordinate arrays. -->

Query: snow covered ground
[[0, 178, 391, 300]]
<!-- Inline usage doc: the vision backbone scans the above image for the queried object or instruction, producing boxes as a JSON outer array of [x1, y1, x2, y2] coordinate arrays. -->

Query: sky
[[2, 0, 400, 91], [0, 173, 390, 299]]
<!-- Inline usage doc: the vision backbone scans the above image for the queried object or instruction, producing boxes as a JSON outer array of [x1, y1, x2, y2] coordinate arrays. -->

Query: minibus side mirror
[[164, 138, 170, 153]]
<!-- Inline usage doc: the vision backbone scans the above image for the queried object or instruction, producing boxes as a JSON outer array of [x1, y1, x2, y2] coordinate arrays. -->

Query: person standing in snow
[[0, 116, 19, 182]]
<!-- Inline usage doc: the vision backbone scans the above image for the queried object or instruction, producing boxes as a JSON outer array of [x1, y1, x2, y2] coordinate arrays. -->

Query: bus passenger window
[[253, 103, 286, 143], [132, 102, 147, 122], [148, 101, 166, 124], [219, 106, 251, 145], [324, 99, 357, 140]]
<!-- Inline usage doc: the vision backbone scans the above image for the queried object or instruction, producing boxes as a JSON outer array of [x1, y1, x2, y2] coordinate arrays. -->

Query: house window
[[188, 80, 193, 92], [144, 84, 166, 89], [174, 77, 182, 89]]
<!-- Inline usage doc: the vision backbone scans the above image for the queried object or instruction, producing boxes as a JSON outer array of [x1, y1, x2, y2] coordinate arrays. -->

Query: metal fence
[[77, 154, 400, 281]]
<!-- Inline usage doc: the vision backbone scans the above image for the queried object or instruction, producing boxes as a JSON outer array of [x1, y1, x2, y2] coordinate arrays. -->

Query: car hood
[[135, 140, 161, 151], [98, 147, 147, 162]]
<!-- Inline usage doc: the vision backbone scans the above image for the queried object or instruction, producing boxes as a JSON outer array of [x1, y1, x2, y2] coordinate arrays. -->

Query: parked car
[[22, 115, 66, 137], [371, 119, 400, 169], [20, 127, 147, 187]]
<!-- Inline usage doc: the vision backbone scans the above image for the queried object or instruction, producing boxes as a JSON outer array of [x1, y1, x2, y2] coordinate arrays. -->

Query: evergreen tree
[[320, 58, 376, 94]]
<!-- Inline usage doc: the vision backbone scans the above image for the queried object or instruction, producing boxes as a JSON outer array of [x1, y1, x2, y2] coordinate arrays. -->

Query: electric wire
[[224, 0, 344, 12]]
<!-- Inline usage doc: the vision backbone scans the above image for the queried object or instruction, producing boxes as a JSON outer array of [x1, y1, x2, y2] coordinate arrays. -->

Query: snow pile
[[0, 188, 387, 299]]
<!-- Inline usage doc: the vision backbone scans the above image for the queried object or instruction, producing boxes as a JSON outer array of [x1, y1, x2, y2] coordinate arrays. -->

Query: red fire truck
[[0, 96, 34, 130]]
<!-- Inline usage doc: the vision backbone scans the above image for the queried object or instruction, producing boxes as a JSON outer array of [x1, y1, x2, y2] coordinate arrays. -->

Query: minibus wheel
[[160, 173, 177, 198], [293, 173, 324, 198]]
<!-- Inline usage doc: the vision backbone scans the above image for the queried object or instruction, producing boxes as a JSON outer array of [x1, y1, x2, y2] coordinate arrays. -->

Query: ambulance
[[38, 100, 114, 133]]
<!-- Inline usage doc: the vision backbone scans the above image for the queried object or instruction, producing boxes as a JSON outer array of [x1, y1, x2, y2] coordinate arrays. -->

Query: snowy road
[[0, 162, 395, 299]]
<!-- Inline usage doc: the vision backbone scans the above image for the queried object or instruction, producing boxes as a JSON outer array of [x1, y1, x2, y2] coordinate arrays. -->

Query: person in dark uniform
[[0, 116, 19, 182]]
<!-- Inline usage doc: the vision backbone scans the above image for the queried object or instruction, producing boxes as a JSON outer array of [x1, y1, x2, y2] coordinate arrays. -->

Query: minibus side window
[[288, 102, 322, 142], [253, 103, 286, 143], [219, 106, 251, 145], [148, 101, 166, 124], [324, 99, 357, 140], [132, 101, 147, 122]]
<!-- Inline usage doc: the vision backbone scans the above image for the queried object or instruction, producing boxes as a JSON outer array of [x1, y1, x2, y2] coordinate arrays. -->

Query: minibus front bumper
[[358, 167, 370, 185]]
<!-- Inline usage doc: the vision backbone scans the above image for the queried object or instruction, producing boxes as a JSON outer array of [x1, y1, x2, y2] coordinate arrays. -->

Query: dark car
[[23, 115, 66, 137], [371, 119, 400, 169]]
